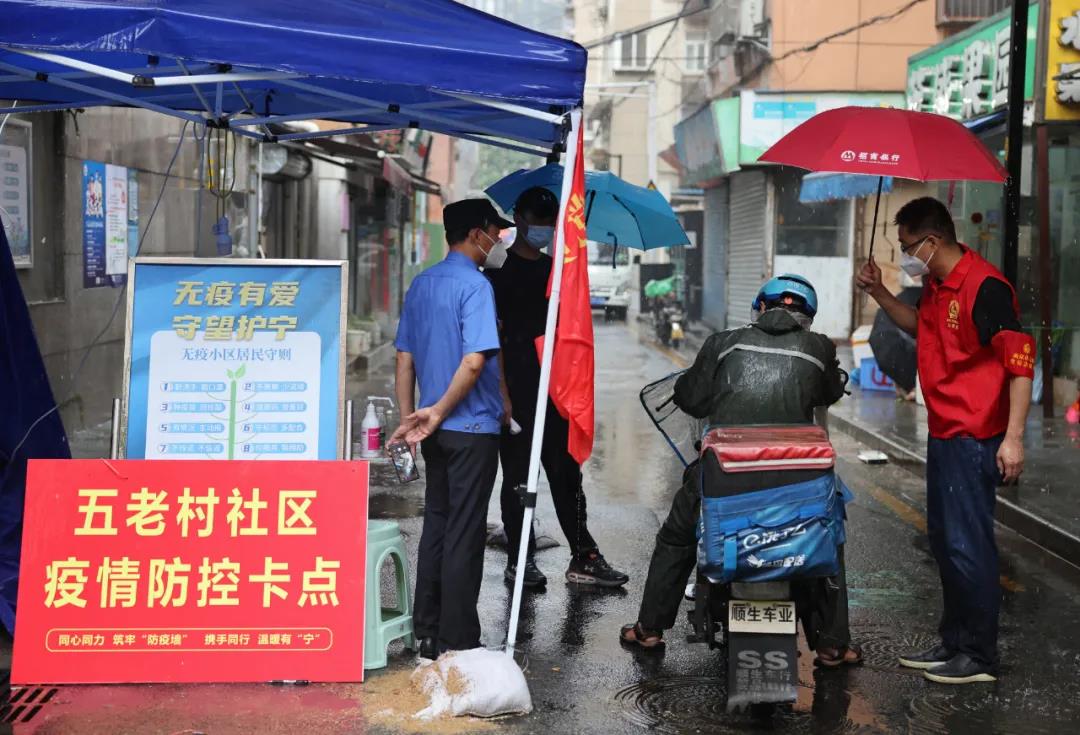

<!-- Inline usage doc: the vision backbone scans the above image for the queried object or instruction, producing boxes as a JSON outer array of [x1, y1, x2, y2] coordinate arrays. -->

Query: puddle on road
[[905, 689, 1079, 735], [613, 675, 878, 734], [369, 491, 424, 519]]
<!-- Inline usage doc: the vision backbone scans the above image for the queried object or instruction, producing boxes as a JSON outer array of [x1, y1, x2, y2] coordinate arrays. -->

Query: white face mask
[[477, 230, 509, 269], [900, 237, 934, 278], [523, 225, 555, 249]]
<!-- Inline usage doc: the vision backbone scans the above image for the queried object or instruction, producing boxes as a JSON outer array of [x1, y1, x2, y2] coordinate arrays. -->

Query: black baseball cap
[[443, 199, 513, 233], [514, 186, 560, 220]]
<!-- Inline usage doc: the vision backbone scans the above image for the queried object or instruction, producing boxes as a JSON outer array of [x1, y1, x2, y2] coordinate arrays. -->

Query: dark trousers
[[638, 465, 850, 651], [926, 435, 1003, 668], [500, 356, 597, 561], [414, 430, 499, 653]]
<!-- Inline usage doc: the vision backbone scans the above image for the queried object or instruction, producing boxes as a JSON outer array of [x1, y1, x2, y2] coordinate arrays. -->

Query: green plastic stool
[[364, 519, 415, 670]]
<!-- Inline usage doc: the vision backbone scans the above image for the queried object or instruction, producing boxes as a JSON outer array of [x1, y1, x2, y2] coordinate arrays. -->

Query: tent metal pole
[[0, 100, 109, 114], [229, 125, 271, 142], [0, 46, 140, 84], [0, 63, 208, 85], [438, 91, 564, 124], [0, 88, 247, 116], [149, 71, 300, 87], [271, 124, 404, 142], [506, 109, 581, 658], [0, 61, 207, 125], [453, 132, 550, 157], [177, 60, 215, 116], [278, 78, 552, 148], [232, 107, 394, 127]]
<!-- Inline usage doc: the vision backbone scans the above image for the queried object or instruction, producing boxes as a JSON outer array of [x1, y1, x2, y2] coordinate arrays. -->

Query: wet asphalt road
[[16, 321, 1080, 734]]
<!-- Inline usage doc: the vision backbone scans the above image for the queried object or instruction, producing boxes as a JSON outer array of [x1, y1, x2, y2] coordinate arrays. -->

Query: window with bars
[[937, 0, 1011, 26]]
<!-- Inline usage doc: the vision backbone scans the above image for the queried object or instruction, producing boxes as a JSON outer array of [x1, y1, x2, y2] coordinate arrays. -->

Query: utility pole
[[1002, 0, 1030, 287], [585, 82, 658, 187], [647, 80, 658, 186]]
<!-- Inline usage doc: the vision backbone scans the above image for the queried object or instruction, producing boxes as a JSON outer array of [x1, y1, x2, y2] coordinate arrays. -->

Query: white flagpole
[[506, 108, 582, 657]]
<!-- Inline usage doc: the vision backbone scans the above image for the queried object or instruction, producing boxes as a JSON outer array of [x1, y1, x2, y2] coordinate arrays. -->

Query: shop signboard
[[122, 259, 348, 461], [906, 3, 1038, 122], [739, 91, 904, 163], [1045, 0, 1080, 121], [12, 458, 368, 684]]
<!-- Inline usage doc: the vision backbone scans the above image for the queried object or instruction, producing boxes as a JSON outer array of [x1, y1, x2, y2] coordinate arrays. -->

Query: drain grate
[[0, 675, 60, 724]]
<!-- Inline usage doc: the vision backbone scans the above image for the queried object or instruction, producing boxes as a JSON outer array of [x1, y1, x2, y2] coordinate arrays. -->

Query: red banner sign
[[13, 459, 368, 684]]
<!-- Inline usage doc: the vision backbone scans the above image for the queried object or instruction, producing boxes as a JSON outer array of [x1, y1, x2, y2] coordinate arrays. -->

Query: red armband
[[991, 330, 1036, 378]]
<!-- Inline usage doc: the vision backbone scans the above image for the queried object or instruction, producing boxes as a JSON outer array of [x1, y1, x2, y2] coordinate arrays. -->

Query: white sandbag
[[412, 648, 532, 719]]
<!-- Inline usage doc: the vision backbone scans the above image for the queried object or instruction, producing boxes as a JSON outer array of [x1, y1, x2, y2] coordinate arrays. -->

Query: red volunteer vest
[[917, 248, 1034, 439]]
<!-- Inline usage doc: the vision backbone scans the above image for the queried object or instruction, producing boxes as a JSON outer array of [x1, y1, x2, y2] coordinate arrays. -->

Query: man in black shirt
[[487, 187, 629, 589]]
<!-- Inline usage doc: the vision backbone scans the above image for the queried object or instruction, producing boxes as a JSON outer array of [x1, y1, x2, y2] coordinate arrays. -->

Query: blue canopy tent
[[0, 0, 586, 655], [0, 0, 583, 152]]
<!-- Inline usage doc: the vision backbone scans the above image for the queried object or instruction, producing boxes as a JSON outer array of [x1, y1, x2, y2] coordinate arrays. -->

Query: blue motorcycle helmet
[[752, 273, 818, 317]]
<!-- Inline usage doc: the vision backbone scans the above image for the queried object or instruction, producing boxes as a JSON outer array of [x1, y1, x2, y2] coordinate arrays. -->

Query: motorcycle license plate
[[728, 600, 797, 635]]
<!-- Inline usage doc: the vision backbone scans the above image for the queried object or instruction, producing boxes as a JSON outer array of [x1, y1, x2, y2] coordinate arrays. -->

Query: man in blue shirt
[[391, 198, 512, 657]]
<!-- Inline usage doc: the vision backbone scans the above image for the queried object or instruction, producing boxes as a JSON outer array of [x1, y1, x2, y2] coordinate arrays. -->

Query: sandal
[[620, 622, 665, 649], [814, 644, 863, 668]]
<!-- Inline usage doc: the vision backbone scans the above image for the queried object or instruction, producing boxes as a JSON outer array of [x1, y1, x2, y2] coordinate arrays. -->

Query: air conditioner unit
[[739, 0, 765, 39]]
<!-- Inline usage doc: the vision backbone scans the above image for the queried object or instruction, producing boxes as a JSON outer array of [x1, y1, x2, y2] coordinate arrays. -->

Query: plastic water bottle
[[360, 401, 380, 458]]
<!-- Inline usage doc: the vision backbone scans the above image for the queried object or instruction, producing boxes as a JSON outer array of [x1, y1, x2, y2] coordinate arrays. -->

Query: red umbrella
[[758, 106, 1007, 258]]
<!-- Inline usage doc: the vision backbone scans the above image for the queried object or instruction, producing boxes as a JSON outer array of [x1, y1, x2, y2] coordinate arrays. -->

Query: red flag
[[536, 124, 594, 464]]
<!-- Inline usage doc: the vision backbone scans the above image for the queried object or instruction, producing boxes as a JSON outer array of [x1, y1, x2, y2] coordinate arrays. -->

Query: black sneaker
[[566, 551, 630, 587], [898, 643, 954, 670], [505, 559, 548, 588], [923, 653, 997, 684]]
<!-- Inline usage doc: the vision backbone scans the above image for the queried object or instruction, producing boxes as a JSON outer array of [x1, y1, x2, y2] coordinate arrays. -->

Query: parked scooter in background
[[653, 298, 686, 349]]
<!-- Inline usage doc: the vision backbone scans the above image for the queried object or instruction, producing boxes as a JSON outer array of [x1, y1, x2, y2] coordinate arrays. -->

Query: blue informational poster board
[[122, 258, 348, 461], [82, 160, 135, 288]]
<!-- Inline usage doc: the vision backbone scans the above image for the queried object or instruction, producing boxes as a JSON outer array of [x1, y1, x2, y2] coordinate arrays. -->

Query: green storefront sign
[[906, 2, 1038, 121]]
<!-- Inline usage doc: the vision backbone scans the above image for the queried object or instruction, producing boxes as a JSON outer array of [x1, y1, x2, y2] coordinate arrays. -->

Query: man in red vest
[[858, 197, 1033, 685]]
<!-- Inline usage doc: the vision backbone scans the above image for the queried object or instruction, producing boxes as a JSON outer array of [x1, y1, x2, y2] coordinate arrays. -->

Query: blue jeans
[[926, 435, 1003, 668]]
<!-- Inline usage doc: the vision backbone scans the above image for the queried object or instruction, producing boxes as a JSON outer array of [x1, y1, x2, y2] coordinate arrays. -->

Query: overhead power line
[[700, 0, 931, 105], [610, 0, 695, 110], [582, 3, 708, 49], [771, 0, 928, 64]]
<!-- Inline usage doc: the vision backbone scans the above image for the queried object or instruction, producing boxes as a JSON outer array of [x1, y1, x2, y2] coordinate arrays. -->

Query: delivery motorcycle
[[640, 374, 850, 716], [653, 299, 686, 349]]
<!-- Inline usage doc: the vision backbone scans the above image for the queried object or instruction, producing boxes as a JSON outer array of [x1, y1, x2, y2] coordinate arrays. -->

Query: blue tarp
[[0, 225, 70, 635], [0, 0, 586, 148], [799, 172, 894, 204]]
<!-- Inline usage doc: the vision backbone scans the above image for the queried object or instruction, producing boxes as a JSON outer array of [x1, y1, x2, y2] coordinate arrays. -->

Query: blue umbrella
[[485, 163, 690, 251]]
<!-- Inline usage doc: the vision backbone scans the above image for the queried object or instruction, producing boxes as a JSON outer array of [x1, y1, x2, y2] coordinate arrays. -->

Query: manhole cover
[[613, 675, 870, 734], [852, 627, 941, 671]]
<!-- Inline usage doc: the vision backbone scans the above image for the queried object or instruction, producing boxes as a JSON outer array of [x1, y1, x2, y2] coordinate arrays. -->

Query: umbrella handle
[[612, 236, 619, 269], [868, 176, 883, 263]]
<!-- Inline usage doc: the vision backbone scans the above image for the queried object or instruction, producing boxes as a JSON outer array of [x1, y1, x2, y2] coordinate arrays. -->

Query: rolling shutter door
[[726, 170, 770, 329]]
